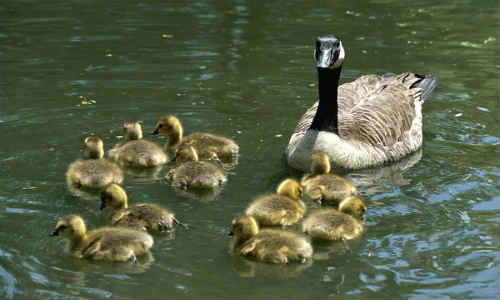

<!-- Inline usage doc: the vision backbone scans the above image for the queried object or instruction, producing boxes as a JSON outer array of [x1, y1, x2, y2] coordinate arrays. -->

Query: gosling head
[[152, 115, 182, 137], [100, 183, 128, 210], [315, 34, 345, 69], [50, 215, 87, 239], [229, 215, 259, 240], [276, 178, 303, 201], [84, 135, 104, 159], [124, 121, 143, 140], [175, 146, 198, 164], [338, 195, 367, 220], [310, 152, 331, 175]]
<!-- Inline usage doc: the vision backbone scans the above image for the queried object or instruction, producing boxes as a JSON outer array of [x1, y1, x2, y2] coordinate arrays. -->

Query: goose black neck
[[310, 66, 342, 134]]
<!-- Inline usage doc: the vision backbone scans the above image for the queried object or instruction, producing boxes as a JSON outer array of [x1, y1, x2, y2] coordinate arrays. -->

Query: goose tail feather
[[412, 74, 438, 102]]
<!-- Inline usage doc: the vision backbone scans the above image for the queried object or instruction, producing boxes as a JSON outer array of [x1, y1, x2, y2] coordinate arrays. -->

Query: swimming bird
[[302, 196, 367, 241], [66, 135, 123, 190], [100, 183, 182, 233], [245, 178, 306, 226], [286, 34, 438, 171], [50, 214, 153, 262], [166, 146, 227, 189], [230, 215, 313, 264], [300, 152, 357, 205], [152, 115, 239, 163], [108, 121, 167, 168]]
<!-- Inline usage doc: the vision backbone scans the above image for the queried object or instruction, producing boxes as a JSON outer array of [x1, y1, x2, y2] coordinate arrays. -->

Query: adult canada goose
[[100, 184, 183, 233], [230, 215, 313, 264], [286, 35, 438, 171], [50, 214, 153, 262], [66, 135, 124, 190], [108, 121, 167, 168], [152, 115, 239, 163]]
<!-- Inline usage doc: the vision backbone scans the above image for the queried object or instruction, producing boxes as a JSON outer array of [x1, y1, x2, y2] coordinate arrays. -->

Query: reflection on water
[[347, 149, 423, 195], [231, 255, 313, 278]]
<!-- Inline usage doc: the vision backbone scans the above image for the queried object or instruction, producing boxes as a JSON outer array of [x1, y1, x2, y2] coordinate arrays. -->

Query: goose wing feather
[[293, 72, 423, 147]]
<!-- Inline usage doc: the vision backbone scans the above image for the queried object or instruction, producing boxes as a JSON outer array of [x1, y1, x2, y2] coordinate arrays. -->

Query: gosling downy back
[[286, 34, 438, 171], [66, 135, 123, 189], [51, 214, 153, 262], [152, 114, 239, 163], [300, 152, 357, 204], [302, 196, 367, 241], [230, 215, 313, 264], [108, 121, 167, 168], [245, 178, 306, 226], [100, 183, 179, 232], [167, 146, 227, 189]]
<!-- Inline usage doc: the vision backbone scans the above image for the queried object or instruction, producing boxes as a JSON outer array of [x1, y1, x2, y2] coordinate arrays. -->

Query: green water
[[0, 0, 498, 298]]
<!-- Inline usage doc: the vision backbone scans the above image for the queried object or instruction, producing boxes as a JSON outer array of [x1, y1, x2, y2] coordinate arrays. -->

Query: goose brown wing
[[339, 73, 422, 146]]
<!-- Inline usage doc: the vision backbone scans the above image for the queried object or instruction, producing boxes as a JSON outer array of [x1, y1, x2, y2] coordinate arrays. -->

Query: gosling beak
[[151, 128, 159, 135], [228, 231, 234, 237], [100, 200, 106, 211], [50, 229, 59, 236]]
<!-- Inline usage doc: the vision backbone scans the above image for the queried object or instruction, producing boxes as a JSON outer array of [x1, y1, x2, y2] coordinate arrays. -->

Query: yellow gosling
[[50, 214, 153, 262], [230, 215, 313, 264], [108, 121, 167, 168], [152, 115, 239, 163], [66, 135, 123, 190], [245, 178, 306, 226]]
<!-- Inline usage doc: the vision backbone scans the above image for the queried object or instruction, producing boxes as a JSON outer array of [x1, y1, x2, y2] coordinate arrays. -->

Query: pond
[[0, 0, 498, 298]]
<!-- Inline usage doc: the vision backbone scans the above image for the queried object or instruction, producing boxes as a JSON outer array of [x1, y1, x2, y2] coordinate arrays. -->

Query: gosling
[[100, 183, 181, 233], [152, 114, 239, 162], [50, 214, 153, 262], [300, 152, 357, 205], [108, 121, 167, 168], [66, 135, 124, 190], [302, 196, 367, 241], [245, 178, 306, 226], [230, 215, 313, 264], [166, 146, 227, 189]]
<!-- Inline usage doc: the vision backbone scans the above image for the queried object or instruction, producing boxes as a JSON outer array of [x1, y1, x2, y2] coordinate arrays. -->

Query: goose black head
[[314, 35, 345, 69]]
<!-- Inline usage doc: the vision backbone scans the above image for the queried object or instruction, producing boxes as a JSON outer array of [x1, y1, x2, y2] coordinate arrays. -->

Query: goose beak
[[315, 48, 333, 69], [315, 34, 343, 69]]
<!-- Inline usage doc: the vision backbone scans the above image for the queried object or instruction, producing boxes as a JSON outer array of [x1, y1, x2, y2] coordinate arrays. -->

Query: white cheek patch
[[331, 41, 345, 69]]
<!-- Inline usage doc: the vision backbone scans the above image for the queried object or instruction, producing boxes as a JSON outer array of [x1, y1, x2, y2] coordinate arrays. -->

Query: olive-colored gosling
[[108, 121, 167, 168], [245, 178, 306, 226], [66, 135, 124, 189], [50, 214, 153, 262], [230, 215, 313, 264], [152, 114, 239, 162], [302, 196, 367, 241], [100, 183, 182, 233], [300, 152, 357, 205], [166, 146, 227, 189]]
